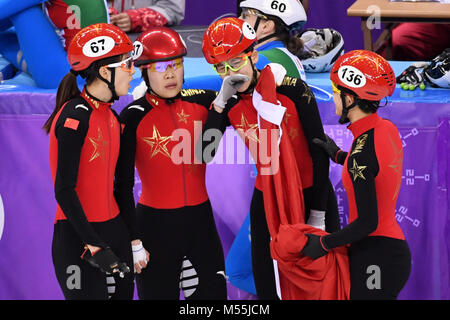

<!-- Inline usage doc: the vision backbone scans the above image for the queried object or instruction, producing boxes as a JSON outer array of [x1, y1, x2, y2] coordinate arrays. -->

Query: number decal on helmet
[[338, 65, 367, 88], [264, 0, 291, 15], [271, 0, 286, 12], [242, 22, 256, 40], [132, 41, 144, 60], [82, 36, 115, 58]]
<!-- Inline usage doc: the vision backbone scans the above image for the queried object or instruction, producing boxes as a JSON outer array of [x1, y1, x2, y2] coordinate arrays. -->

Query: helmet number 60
[[271, 1, 287, 13]]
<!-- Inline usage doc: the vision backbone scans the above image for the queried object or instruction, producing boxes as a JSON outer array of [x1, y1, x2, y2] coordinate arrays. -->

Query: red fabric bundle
[[255, 65, 350, 300]]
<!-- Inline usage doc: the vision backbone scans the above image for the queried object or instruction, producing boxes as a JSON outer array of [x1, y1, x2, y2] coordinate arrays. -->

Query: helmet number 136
[[338, 65, 366, 88]]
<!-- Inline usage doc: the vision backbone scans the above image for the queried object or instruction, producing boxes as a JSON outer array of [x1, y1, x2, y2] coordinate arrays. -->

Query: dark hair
[[266, 15, 304, 58], [358, 99, 380, 114], [340, 86, 380, 114], [142, 67, 150, 89], [43, 54, 123, 134]]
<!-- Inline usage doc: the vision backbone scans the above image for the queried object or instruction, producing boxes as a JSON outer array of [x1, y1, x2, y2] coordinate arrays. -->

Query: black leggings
[[135, 200, 227, 300], [250, 181, 341, 300], [52, 215, 134, 300], [349, 236, 411, 300]]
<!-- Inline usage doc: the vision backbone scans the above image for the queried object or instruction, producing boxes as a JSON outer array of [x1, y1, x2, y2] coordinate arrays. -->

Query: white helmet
[[240, 0, 307, 27], [298, 28, 345, 73]]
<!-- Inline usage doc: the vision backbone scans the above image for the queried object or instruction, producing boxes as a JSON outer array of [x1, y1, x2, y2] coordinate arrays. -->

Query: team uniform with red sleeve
[[322, 113, 411, 299], [201, 75, 341, 299], [114, 89, 227, 300], [49, 89, 134, 300]]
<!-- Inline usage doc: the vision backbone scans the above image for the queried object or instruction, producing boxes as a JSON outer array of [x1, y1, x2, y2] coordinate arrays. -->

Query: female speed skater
[[200, 17, 341, 299], [302, 50, 412, 300], [44, 23, 148, 299], [115, 27, 227, 300]]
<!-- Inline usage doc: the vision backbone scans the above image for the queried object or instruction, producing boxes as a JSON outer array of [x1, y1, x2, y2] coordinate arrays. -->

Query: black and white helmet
[[298, 28, 344, 73], [240, 0, 307, 28]]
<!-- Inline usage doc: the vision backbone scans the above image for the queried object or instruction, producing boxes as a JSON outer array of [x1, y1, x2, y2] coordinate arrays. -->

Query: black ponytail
[[43, 71, 80, 134]]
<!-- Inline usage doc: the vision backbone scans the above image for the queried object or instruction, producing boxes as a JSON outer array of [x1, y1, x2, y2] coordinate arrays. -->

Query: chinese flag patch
[[64, 118, 79, 130]]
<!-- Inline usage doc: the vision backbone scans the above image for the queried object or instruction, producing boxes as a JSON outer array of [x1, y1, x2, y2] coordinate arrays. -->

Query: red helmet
[[68, 23, 133, 71], [133, 27, 187, 66], [330, 50, 396, 101], [202, 17, 257, 64]]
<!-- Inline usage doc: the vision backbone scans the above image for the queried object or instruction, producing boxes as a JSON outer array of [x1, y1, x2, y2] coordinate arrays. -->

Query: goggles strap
[[338, 92, 358, 124], [251, 15, 279, 45], [256, 32, 279, 45], [98, 68, 119, 102], [253, 16, 262, 37]]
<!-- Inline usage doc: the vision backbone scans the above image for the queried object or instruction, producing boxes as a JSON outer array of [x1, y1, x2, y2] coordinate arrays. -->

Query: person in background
[[0, 0, 109, 88], [238, 0, 308, 80], [385, 23, 450, 61], [237, 0, 309, 16], [108, 0, 185, 32]]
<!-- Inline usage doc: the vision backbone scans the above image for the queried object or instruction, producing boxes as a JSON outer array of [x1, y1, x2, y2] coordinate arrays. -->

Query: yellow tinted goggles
[[142, 58, 184, 73], [331, 82, 341, 94], [213, 52, 252, 76]]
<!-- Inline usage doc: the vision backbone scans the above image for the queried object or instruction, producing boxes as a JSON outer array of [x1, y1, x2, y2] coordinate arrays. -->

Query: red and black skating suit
[[115, 90, 226, 300], [49, 88, 134, 300], [323, 113, 411, 300], [200, 76, 340, 299]]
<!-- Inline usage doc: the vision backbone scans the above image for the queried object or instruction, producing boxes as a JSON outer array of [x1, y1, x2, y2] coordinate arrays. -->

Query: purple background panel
[[0, 114, 449, 299], [0, 114, 64, 300]]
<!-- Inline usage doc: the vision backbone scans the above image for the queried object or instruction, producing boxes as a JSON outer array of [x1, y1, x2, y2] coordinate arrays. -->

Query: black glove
[[396, 63, 428, 91], [81, 247, 130, 278], [301, 234, 329, 260], [313, 135, 342, 163]]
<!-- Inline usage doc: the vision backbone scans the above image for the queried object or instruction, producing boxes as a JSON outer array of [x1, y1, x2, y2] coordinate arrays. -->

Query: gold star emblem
[[177, 109, 190, 124], [351, 134, 368, 156], [89, 128, 108, 162], [284, 112, 291, 124], [350, 54, 380, 72], [301, 83, 314, 104], [235, 113, 259, 143], [142, 125, 173, 159], [349, 55, 366, 65], [94, 24, 101, 34], [349, 159, 367, 181], [288, 127, 299, 140]]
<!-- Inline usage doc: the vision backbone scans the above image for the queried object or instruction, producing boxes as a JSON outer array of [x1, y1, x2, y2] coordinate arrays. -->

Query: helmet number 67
[[90, 39, 105, 54]]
